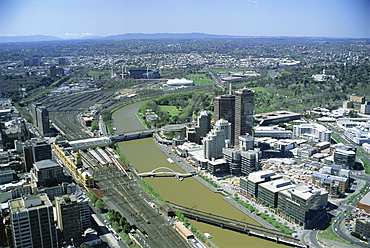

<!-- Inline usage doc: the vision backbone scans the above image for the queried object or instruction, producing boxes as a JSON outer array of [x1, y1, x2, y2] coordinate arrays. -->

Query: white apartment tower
[[203, 119, 231, 160]]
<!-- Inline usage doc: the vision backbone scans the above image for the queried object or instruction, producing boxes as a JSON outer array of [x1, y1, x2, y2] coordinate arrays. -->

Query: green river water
[[114, 101, 286, 248]]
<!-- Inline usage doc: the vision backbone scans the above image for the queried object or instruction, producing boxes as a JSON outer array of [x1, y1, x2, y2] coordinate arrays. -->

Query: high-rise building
[[36, 106, 50, 136], [31, 159, 64, 187], [240, 149, 261, 176], [55, 194, 90, 246], [203, 119, 231, 160], [58, 58, 68, 65], [22, 138, 52, 171], [186, 110, 211, 144], [214, 94, 236, 145], [0, 71, 4, 99], [234, 88, 255, 147], [50, 66, 65, 77], [334, 146, 356, 168], [9, 194, 58, 248], [223, 148, 241, 175]]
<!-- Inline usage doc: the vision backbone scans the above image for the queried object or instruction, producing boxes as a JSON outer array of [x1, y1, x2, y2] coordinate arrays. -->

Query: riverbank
[[114, 102, 288, 247], [152, 138, 301, 235]]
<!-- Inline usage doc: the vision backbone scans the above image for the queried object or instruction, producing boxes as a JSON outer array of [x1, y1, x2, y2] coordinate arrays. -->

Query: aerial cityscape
[[0, 1, 370, 248]]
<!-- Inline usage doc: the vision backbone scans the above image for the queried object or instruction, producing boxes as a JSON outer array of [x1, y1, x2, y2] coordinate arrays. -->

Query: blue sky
[[0, 0, 369, 38]]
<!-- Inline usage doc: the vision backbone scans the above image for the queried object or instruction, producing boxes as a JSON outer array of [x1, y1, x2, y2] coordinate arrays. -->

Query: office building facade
[[22, 138, 52, 172], [55, 194, 90, 246], [334, 147, 356, 168], [240, 149, 261, 176], [278, 186, 328, 228], [9, 194, 58, 248], [31, 159, 64, 187], [235, 88, 255, 147], [214, 94, 236, 145]]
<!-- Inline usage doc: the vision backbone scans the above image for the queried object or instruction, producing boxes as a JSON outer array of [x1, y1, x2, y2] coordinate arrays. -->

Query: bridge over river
[[113, 128, 159, 141], [137, 167, 195, 180], [166, 202, 307, 248]]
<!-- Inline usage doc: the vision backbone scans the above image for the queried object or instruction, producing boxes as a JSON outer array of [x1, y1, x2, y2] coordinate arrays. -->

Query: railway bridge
[[166, 202, 307, 248], [113, 128, 159, 141]]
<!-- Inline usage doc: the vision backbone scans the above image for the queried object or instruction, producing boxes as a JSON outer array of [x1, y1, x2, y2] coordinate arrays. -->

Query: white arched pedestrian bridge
[[137, 167, 195, 179]]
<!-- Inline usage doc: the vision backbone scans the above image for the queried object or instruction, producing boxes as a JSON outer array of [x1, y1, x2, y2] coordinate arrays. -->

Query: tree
[[91, 120, 99, 131], [87, 190, 98, 203], [348, 110, 358, 118], [95, 199, 105, 212]]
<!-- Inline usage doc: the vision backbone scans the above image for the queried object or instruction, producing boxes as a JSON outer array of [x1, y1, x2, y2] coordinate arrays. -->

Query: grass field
[[186, 74, 208, 79], [318, 224, 352, 245], [251, 87, 268, 93], [87, 70, 111, 77], [332, 135, 346, 144], [193, 79, 213, 85], [159, 105, 182, 117], [361, 159, 370, 175]]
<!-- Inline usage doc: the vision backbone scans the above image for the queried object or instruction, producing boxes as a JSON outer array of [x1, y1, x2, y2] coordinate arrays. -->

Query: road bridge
[[113, 128, 159, 141], [137, 167, 195, 180], [166, 202, 307, 248]]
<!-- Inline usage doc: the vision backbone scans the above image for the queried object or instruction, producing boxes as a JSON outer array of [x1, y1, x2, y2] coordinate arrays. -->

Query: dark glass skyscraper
[[235, 88, 255, 147]]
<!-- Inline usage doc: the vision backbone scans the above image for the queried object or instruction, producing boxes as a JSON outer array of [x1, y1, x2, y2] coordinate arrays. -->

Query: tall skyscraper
[[0, 71, 4, 98], [55, 194, 90, 246], [23, 138, 52, 172], [9, 194, 58, 248], [235, 88, 255, 147], [214, 94, 236, 145]]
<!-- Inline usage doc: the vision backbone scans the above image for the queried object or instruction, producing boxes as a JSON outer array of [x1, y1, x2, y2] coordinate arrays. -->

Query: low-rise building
[[0, 170, 14, 184], [334, 146, 356, 168], [278, 185, 328, 228], [293, 123, 332, 142], [240, 170, 281, 198], [312, 173, 349, 197], [258, 178, 295, 208], [355, 219, 370, 239], [357, 192, 370, 212], [363, 143, 370, 154], [344, 126, 370, 145]]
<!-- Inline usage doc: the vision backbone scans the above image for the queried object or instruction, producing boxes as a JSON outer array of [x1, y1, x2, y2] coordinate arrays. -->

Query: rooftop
[[259, 178, 295, 193], [359, 191, 370, 206], [34, 159, 60, 170], [9, 194, 51, 213]]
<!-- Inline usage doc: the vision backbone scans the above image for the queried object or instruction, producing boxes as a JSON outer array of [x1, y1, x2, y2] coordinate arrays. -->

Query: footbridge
[[166, 202, 307, 248], [137, 167, 195, 179], [113, 128, 159, 141]]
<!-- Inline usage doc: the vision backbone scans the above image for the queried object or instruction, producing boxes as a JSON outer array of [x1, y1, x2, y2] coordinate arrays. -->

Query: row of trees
[[87, 190, 106, 212], [105, 209, 132, 234]]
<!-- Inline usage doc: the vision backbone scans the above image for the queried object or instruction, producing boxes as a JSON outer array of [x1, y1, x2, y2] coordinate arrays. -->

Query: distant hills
[[101, 32, 242, 40], [0, 35, 62, 43], [0, 33, 364, 43], [0, 33, 245, 43]]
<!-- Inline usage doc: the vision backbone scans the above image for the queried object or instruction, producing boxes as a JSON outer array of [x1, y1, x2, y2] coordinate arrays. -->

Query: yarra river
[[113, 101, 286, 248]]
